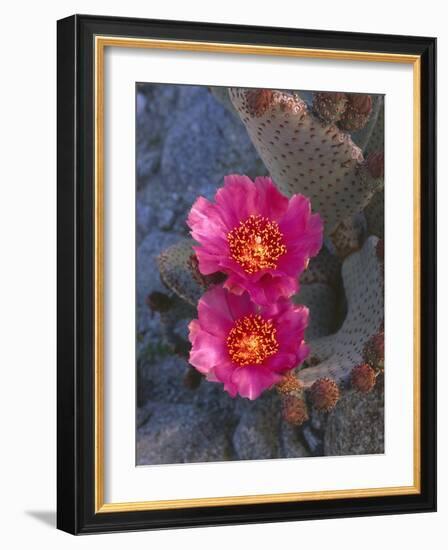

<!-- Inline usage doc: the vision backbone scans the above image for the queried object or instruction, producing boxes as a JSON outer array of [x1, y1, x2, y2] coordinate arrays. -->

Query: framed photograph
[[57, 14, 436, 534]]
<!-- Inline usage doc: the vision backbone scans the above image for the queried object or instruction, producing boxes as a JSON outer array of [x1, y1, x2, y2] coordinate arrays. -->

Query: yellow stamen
[[227, 314, 279, 367], [227, 214, 287, 273]]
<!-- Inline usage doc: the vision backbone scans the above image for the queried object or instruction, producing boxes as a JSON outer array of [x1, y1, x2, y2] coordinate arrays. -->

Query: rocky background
[[136, 83, 384, 465]]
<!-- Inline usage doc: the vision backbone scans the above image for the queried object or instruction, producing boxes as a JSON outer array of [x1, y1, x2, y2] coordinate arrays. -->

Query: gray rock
[[137, 149, 160, 180], [139, 354, 237, 418], [136, 92, 147, 118], [233, 393, 281, 460], [136, 199, 154, 245], [324, 383, 384, 456], [309, 408, 327, 432], [137, 231, 179, 300], [136, 84, 179, 144], [136, 401, 154, 428], [136, 85, 181, 192], [209, 86, 239, 117], [137, 402, 233, 465], [302, 425, 324, 456], [280, 423, 310, 458], [160, 87, 267, 196], [136, 230, 179, 331], [157, 208, 175, 230], [139, 355, 195, 405], [172, 317, 190, 341]]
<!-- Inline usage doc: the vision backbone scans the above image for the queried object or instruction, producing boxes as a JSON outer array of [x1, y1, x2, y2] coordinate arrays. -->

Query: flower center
[[227, 314, 279, 367], [227, 214, 287, 273]]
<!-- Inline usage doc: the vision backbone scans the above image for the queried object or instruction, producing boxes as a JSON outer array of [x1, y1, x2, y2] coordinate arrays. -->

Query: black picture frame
[[57, 14, 436, 534]]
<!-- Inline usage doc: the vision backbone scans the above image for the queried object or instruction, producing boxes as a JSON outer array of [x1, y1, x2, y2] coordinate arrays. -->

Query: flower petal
[[231, 366, 281, 400], [243, 273, 298, 306], [252, 177, 289, 220], [187, 176, 323, 305], [188, 286, 311, 399], [216, 174, 260, 222], [193, 246, 224, 276], [188, 323, 227, 375], [264, 352, 297, 373], [188, 197, 227, 241], [196, 286, 235, 335], [280, 195, 323, 258]]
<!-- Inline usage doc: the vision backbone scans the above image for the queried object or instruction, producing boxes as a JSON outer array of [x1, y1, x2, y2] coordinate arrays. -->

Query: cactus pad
[[157, 239, 205, 306], [298, 236, 384, 388], [229, 88, 382, 235]]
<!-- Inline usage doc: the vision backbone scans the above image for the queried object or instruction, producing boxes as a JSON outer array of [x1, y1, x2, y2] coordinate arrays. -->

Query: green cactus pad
[[157, 239, 205, 306]]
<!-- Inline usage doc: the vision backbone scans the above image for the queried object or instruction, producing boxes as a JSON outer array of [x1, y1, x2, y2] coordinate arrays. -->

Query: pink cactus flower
[[188, 285, 310, 400], [187, 175, 323, 305]]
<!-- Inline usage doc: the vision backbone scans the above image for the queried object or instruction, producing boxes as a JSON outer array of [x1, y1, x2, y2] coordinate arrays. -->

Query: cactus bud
[[351, 363, 376, 393], [330, 217, 363, 259], [146, 291, 173, 313], [312, 91, 348, 123], [338, 94, 373, 132], [276, 372, 303, 395], [310, 378, 340, 412], [281, 394, 309, 425], [363, 331, 385, 369], [245, 89, 275, 117]]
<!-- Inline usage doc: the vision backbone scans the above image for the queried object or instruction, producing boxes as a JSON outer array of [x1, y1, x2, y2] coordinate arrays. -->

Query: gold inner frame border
[[94, 35, 421, 513]]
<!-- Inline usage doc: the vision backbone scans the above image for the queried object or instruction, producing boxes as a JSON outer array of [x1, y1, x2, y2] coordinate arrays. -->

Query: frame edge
[[57, 14, 79, 535], [56, 14, 437, 534]]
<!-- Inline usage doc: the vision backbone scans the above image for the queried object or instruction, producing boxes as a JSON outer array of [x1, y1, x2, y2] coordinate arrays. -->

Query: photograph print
[[136, 83, 385, 466]]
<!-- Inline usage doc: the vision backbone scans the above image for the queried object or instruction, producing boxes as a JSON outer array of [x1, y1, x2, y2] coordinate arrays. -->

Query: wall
[[0, 1, 444, 548]]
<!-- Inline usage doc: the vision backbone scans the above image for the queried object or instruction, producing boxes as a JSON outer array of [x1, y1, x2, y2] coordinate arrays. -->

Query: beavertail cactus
[[298, 236, 384, 388], [157, 239, 224, 306], [229, 88, 383, 235]]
